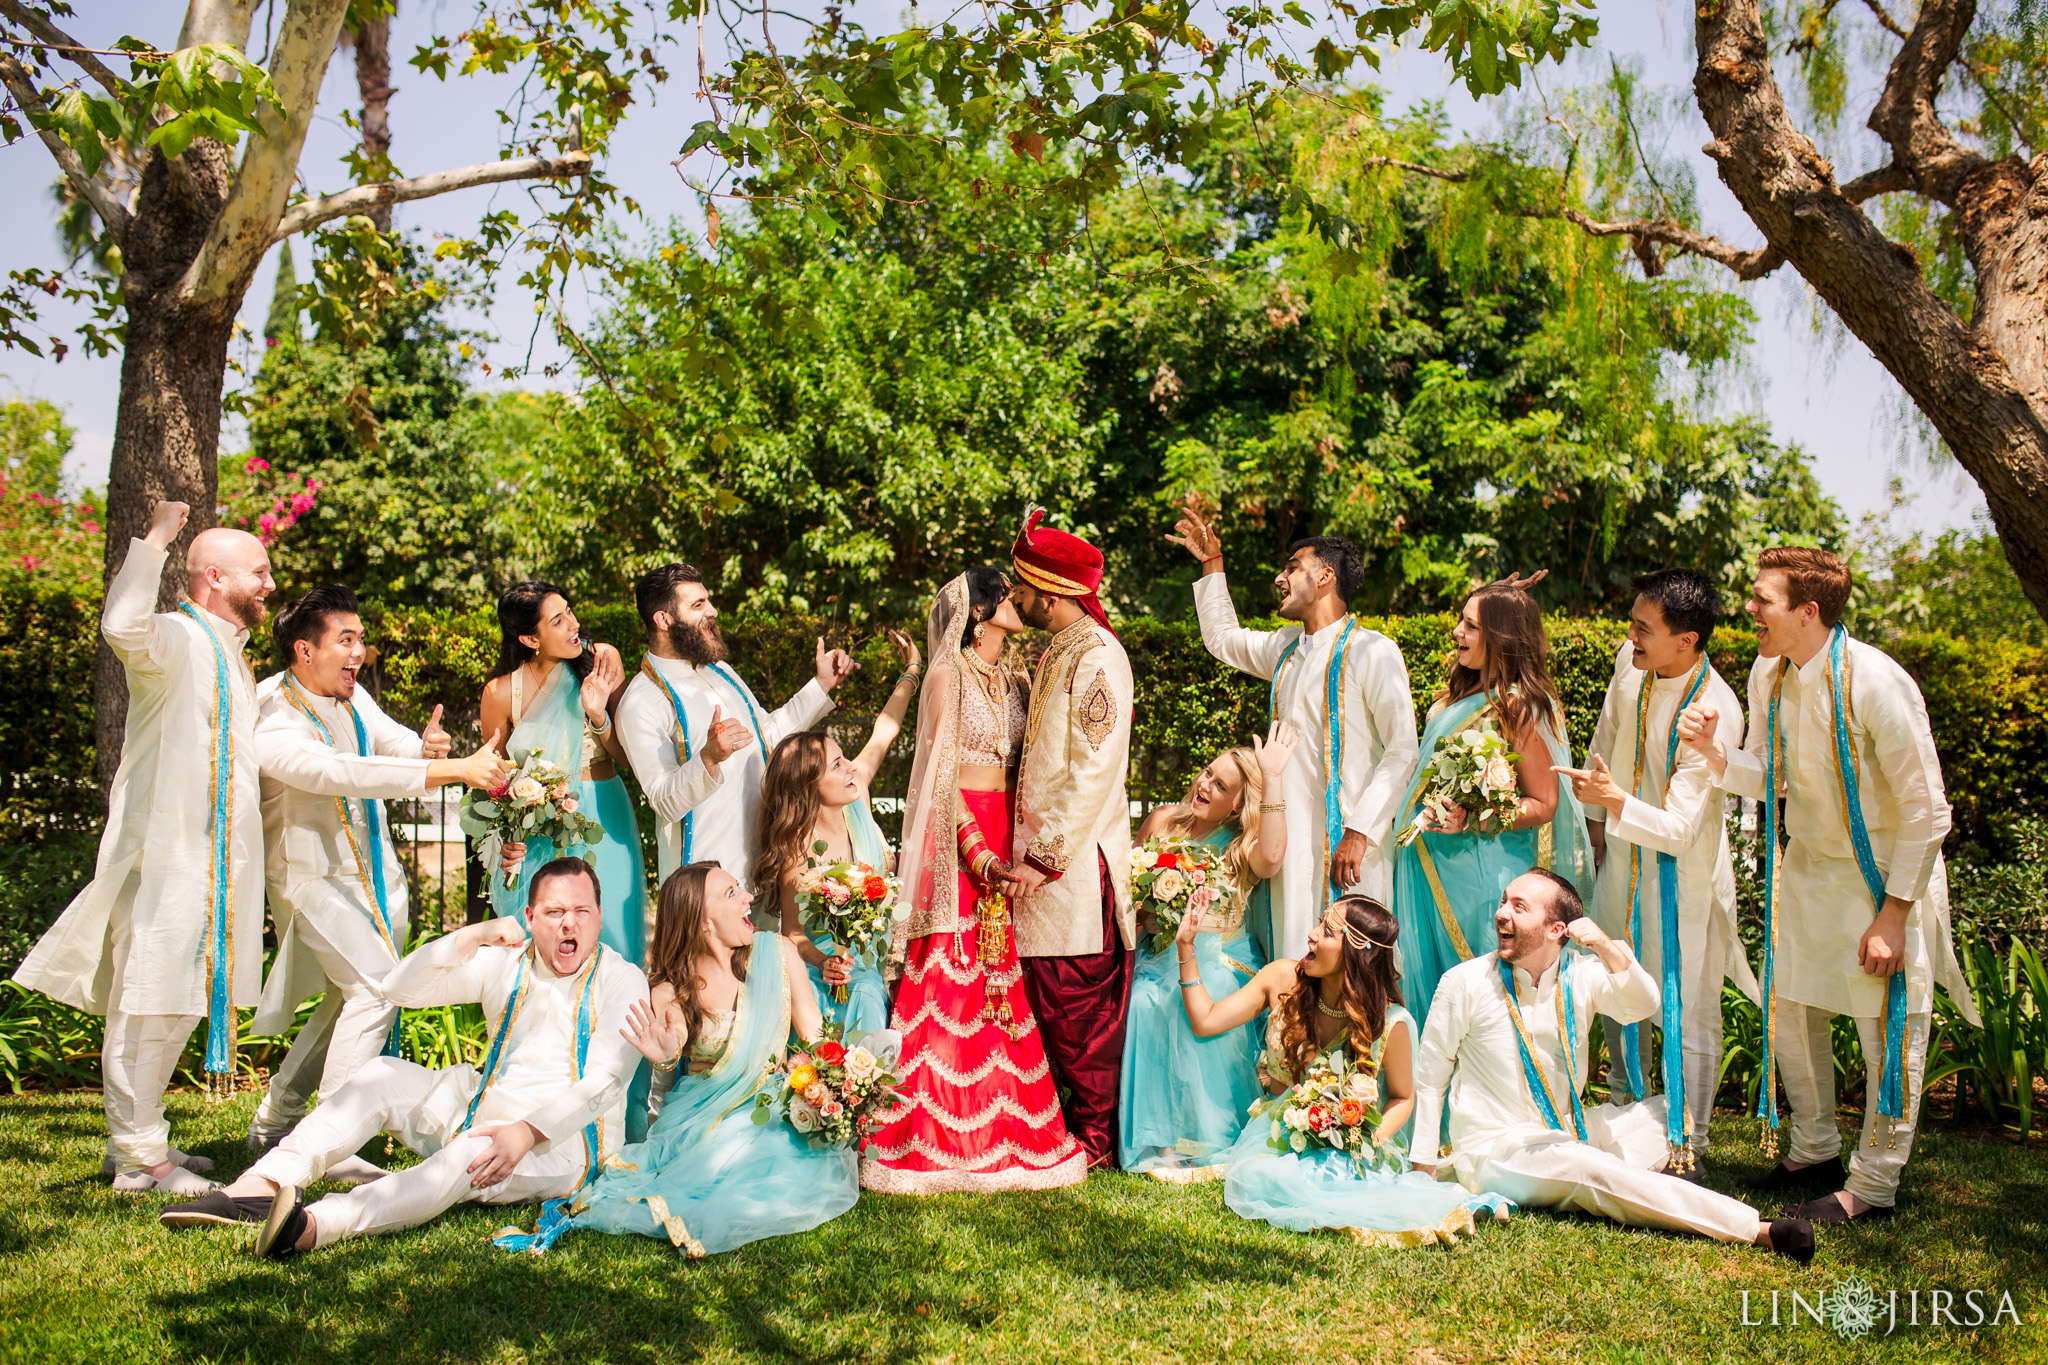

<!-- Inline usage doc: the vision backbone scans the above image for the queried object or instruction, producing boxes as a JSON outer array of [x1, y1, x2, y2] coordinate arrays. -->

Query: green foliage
[[1931, 918, 2048, 1137], [0, 584, 99, 831], [224, 262, 509, 611], [0, 397, 75, 497], [0, 833, 94, 977], [1849, 505, 2044, 649]]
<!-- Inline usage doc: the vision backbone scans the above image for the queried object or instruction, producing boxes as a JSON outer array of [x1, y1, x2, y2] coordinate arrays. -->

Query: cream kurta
[[13, 539, 264, 1016], [1192, 575, 1418, 957], [616, 654, 833, 893], [379, 935, 647, 1168], [1585, 640, 1759, 1004], [1718, 633, 1972, 1021], [1012, 618, 1135, 956], [1413, 948, 1661, 1176], [251, 674, 431, 1035]]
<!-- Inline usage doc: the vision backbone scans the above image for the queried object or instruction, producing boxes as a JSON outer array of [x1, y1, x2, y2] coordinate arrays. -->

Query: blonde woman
[[1118, 725, 1296, 1177]]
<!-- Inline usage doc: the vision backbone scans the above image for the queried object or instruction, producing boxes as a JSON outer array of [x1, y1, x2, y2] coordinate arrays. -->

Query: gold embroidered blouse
[[957, 649, 1026, 768]]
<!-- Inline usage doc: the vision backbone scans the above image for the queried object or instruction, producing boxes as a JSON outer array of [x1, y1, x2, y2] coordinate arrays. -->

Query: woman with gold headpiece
[[1118, 729, 1296, 1177], [1178, 896, 1512, 1245]]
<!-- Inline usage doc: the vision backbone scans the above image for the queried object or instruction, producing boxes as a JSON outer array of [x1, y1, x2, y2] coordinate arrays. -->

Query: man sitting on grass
[[159, 858, 647, 1260], [1410, 869, 1815, 1262]]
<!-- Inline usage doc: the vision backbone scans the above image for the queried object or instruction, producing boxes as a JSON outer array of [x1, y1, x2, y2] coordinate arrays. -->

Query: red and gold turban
[[1011, 506, 1114, 637]]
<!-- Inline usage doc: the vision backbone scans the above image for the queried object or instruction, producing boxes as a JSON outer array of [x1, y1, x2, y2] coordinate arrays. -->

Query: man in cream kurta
[[163, 862, 647, 1254], [1564, 572, 1758, 1162], [1680, 547, 1974, 1221], [1170, 504, 1418, 959], [13, 502, 272, 1192], [616, 564, 849, 909], [247, 584, 513, 1149], [1008, 509, 1137, 1168], [1412, 870, 1810, 1259]]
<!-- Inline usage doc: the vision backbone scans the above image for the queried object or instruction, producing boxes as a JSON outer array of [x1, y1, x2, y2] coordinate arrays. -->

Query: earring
[[974, 621, 987, 645]]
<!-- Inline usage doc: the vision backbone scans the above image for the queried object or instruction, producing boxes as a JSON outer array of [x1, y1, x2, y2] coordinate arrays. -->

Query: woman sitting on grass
[[753, 630, 921, 1038], [1119, 727, 1295, 1178], [1178, 895, 1512, 1246], [495, 863, 863, 1257]]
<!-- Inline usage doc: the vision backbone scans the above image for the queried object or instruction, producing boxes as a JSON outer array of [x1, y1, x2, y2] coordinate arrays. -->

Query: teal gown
[[1119, 825, 1268, 1176], [1221, 1003, 1512, 1245], [802, 800, 892, 1038], [491, 657, 653, 1137], [1389, 691, 1595, 1033], [495, 931, 860, 1258]]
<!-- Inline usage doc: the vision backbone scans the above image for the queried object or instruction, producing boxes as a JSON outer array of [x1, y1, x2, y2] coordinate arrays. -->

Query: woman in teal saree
[[496, 862, 863, 1257], [1389, 582, 1595, 1032]]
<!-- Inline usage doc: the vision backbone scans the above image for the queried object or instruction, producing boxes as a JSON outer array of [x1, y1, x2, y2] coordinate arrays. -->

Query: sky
[[0, 0, 1988, 537]]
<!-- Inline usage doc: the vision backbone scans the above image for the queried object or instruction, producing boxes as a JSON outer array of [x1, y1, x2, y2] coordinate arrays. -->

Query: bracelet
[[1179, 978, 1203, 989], [1201, 554, 1222, 566], [651, 1051, 680, 1074], [1258, 801, 1286, 812], [588, 710, 612, 735], [896, 670, 920, 689]]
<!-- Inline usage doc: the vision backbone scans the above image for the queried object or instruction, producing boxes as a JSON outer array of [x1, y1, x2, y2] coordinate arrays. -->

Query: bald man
[[14, 501, 275, 1194]]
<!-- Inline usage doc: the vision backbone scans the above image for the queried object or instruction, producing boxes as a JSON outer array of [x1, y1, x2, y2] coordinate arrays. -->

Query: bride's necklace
[[960, 646, 1011, 754], [1315, 994, 1347, 1019]]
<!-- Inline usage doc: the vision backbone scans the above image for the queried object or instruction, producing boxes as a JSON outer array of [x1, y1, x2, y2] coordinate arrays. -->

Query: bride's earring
[[974, 620, 987, 646]]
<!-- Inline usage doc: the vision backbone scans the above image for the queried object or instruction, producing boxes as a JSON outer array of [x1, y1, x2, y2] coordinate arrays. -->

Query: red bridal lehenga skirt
[[859, 787, 1087, 1193]]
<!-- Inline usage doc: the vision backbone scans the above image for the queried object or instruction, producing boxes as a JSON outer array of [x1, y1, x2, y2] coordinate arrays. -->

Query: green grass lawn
[[0, 1092, 2041, 1364]]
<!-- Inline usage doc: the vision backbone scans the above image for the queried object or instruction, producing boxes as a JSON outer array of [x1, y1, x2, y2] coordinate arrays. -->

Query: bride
[[859, 569, 1087, 1192]]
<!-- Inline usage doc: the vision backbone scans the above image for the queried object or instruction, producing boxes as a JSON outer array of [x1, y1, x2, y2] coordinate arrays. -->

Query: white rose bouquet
[[1394, 718, 1523, 846], [752, 1023, 907, 1150], [1248, 1042, 1396, 1174], [458, 748, 606, 888], [1129, 835, 1235, 953]]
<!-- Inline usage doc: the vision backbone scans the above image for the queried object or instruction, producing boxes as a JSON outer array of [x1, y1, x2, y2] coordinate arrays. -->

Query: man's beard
[[223, 587, 268, 631], [669, 619, 728, 666], [1015, 594, 1056, 629]]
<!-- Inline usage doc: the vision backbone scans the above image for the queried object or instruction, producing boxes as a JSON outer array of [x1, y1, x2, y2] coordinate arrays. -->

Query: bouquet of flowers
[[458, 749, 607, 889], [1251, 1042, 1395, 1173], [1130, 835, 1235, 953], [1395, 718, 1523, 846], [795, 843, 904, 1003], [752, 1024, 906, 1150]]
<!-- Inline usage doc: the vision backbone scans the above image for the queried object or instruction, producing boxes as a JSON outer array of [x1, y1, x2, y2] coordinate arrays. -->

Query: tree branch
[[0, 0, 124, 98], [1787, 0, 1909, 54], [182, 0, 353, 303], [1348, 154, 1786, 280], [1865, 0, 1984, 204], [0, 50, 128, 238], [271, 151, 593, 240]]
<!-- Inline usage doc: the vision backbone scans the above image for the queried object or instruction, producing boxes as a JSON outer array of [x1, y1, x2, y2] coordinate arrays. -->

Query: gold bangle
[[1259, 802, 1286, 812]]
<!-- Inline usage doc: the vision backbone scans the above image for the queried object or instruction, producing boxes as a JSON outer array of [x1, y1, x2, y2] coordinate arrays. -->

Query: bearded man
[[615, 563, 855, 905], [14, 500, 274, 1193], [1007, 509, 1137, 1169]]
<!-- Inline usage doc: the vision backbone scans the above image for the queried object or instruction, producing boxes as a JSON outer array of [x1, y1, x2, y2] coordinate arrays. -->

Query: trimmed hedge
[[2, 583, 2042, 852]]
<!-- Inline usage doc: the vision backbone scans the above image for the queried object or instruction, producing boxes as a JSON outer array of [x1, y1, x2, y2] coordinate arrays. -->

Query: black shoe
[[254, 1185, 309, 1261], [159, 1189, 277, 1229], [1746, 1156, 1845, 1193], [1784, 1194, 1898, 1225], [1765, 1217, 1816, 1263]]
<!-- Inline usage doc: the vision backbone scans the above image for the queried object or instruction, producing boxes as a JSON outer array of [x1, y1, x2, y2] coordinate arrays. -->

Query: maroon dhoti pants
[[1021, 851, 1135, 1169]]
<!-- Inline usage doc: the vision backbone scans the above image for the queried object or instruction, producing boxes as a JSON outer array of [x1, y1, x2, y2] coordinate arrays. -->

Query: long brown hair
[[1440, 582, 1561, 739], [1165, 746, 1264, 896], [1278, 897, 1403, 1079], [753, 731, 831, 902], [646, 862, 751, 1049]]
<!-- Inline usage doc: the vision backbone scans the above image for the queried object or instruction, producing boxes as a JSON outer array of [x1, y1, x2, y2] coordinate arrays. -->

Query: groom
[[1008, 508, 1137, 1169]]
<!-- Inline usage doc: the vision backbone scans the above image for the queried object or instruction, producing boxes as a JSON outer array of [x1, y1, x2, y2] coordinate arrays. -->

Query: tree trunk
[[92, 139, 247, 790], [352, 11, 395, 231], [1691, 1, 2048, 619]]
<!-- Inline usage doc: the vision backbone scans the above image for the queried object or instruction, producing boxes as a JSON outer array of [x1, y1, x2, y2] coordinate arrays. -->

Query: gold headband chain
[[1323, 908, 1393, 953]]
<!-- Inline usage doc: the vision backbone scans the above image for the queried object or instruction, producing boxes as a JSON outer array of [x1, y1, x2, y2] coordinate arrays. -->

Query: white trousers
[[1464, 1104, 1762, 1244], [1774, 1000, 1930, 1208], [1600, 904, 1732, 1154], [246, 1056, 574, 1247], [101, 898, 200, 1174], [250, 916, 397, 1141]]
